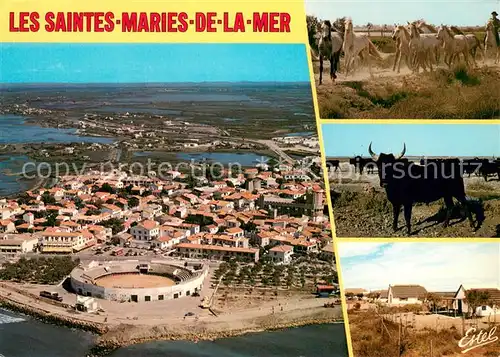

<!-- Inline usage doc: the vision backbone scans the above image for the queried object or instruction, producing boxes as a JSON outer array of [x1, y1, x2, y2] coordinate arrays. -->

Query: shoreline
[[90, 315, 344, 356], [0, 285, 343, 356]]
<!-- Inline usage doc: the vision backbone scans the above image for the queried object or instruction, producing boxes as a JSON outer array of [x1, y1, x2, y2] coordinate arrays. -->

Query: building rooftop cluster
[[0, 165, 333, 264]]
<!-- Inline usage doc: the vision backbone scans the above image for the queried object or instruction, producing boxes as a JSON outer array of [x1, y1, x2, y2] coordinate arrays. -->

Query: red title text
[[9, 12, 291, 33]]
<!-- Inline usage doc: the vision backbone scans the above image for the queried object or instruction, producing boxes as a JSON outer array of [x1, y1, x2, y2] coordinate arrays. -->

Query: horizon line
[[0, 81, 311, 86]]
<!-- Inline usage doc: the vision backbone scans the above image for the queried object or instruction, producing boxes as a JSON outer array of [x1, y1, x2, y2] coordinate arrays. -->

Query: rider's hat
[[492, 11, 498, 16]]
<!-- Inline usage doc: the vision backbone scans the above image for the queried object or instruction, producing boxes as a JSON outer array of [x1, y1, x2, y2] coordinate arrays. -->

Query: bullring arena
[[70, 260, 208, 303]]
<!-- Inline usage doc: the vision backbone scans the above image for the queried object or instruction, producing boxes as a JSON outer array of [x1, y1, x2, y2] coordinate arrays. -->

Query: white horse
[[391, 24, 411, 72], [343, 18, 383, 76], [416, 21, 444, 64], [484, 20, 500, 63], [408, 22, 435, 72], [437, 25, 471, 68], [448, 26, 483, 66]]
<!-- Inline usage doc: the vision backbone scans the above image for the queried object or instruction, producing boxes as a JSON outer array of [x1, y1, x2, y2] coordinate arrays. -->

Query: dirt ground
[[94, 273, 175, 289], [313, 55, 500, 119], [330, 163, 500, 237]]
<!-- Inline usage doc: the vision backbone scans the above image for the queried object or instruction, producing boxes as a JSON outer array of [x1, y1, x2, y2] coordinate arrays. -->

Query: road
[[251, 139, 295, 165]]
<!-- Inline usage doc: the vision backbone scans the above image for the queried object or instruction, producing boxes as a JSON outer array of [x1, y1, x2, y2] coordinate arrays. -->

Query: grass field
[[317, 64, 500, 119]]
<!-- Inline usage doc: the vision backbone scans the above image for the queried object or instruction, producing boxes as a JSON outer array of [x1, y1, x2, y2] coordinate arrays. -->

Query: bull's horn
[[396, 143, 406, 160], [368, 142, 378, 161]]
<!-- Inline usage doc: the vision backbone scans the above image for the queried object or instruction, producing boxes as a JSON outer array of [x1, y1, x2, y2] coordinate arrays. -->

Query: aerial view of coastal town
[[0, 43, 347, 357]]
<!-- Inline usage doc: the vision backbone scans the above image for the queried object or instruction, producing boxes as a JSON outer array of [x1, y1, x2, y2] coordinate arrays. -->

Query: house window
[[174, 293, 179, 299], [145, 296, 151, 302], [158, 295, 164, 300]]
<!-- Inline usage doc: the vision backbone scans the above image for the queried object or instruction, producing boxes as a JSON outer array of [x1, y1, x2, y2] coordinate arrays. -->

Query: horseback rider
[[491, 11, 500, 46]]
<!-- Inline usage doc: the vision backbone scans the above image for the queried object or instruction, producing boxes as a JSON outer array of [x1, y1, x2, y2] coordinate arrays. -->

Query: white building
[[269, 245, 294, 265], [130, 220, 160, 241], [387, 285, 427, 306], [39, 231, 86, 253], [0, 220, 16, 234], [75, 296, 99, 313], [453, 284, 500, 315], [0, 234, 38, 256]]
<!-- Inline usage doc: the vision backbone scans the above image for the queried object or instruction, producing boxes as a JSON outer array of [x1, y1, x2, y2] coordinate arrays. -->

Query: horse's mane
[[442, 25, 453, 37], [408, 23, 420, 37], [323, 20, 332, 28], [400, 25, 411, 40], [344, 18, 353, 33], [419, 22, 437, 33], [408, 21, 424, 34], [450, 26, 464, 35]]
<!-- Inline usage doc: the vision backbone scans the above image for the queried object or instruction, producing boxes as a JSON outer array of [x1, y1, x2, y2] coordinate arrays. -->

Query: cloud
[[337, 242, 389, 258], [338, 242, 499, 291]]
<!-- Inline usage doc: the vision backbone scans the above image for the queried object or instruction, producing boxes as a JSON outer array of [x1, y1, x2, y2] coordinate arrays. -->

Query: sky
[[0, 44, 310, 83], [305, 0, 499, 27], [338, 242, 500, 291], [322, 124, 500, 157]]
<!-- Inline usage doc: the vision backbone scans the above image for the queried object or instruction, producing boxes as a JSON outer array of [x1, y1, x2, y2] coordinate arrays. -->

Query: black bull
[[349, 156, 376, 174], [369, 143, 476, 235], [326, 159, 340, 171]]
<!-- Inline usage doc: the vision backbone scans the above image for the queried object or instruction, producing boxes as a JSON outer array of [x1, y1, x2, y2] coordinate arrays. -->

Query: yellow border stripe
[[304, 13, 354, 355]]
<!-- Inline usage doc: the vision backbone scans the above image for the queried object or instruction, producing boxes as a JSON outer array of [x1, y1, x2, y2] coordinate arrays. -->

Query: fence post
[[398, 320, 401, 357]]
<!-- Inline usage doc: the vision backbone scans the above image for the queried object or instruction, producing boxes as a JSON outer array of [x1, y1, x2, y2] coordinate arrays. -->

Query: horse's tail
[[368, 40, 383, 60]]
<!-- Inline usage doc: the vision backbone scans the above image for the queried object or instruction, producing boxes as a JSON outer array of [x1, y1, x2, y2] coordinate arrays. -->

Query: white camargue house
[[453, 284, 500, 315], [387, 285, 428, 306], [269, 245, 294, 265]]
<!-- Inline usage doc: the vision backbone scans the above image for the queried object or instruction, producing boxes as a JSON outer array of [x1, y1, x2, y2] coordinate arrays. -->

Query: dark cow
[[326, 159, 340, 172], [479, 160, 500, 181], [461, 158, 484, 177], [368, 142, 475, 235], [349, 156, 376, 174]]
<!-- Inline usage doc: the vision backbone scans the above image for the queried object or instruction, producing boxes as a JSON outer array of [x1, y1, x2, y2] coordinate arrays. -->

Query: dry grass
[[332, 190, 392, 214], [319, 66, 500, 119], [348, 309, 500, 357]]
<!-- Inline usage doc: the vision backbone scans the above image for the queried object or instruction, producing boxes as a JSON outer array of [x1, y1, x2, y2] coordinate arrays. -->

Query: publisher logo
[[458, 326, 498, 354]]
